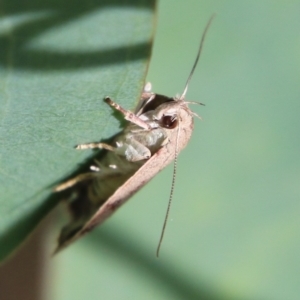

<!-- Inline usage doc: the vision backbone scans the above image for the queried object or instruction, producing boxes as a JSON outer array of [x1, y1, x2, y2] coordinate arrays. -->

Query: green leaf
[[0, 0, 156, 261]]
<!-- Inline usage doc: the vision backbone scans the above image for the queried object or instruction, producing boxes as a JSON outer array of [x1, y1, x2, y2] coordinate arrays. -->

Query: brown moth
[[55, 15, 214, 254]]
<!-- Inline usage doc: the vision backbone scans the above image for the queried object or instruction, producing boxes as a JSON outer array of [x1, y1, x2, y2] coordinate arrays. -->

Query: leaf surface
[[0, 0, 156, 261]]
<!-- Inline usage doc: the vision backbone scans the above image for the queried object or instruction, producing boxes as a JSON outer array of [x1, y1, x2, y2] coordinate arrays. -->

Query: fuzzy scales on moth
[[55, 83, 194, 251], [55, 15, 214, 252]]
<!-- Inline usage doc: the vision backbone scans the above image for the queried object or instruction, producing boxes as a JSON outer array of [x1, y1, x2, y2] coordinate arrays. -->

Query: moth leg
[[76, 142, 115, 151], [105, 97, 151, 130], [143, 82, 152, 92], [77, 138, 151, 163], [134, 82, 155, 114], [141, 82, 155, 100], [54, 173, 97, 192], [115, 138, 151, 162]]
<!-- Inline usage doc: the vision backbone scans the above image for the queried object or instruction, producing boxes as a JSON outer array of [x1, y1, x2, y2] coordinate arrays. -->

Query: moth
[[55, 15, 214, 255]]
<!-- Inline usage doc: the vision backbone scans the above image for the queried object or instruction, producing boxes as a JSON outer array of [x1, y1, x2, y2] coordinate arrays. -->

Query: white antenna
[[156, 122, 180, 257], [180, 14, 216, 100], [156, 14, 215, 257]]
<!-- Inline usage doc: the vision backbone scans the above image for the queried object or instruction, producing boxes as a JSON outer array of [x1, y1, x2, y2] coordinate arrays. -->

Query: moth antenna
[[185, 101, 205, 106], [156, 120, 181, 257], [191, 111, 203, 120], [180, 14, 216, 100]]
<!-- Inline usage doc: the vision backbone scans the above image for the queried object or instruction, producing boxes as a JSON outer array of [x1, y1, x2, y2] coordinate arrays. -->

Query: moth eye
[[161, 115, 178, 129]]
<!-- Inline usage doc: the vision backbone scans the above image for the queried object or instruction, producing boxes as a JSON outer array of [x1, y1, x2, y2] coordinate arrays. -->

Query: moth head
[[153, 99, 193, 130], [160, 113, 178, 129]]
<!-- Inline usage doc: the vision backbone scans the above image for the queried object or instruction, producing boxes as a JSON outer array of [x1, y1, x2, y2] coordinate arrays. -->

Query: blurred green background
[[48, 0, 299, 299]]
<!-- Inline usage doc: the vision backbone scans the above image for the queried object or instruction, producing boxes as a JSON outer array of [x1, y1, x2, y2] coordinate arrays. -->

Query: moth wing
[[56, 146, 174, 252]]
